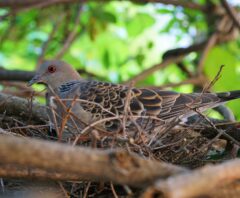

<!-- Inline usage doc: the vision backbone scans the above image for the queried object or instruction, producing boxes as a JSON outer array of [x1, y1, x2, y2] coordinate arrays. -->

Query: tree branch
[[0, 134, 186, 186], [142, 159, 240, 198], [0, 164, 81, 181], [0, 92, 47, 123], [0, 69, 35, 82], [54, 3, 84, 59], [220, 0, 240, 30], [0, 0, 206, 11], [124, 55, 185, 84], [0, 68, 98, 81]]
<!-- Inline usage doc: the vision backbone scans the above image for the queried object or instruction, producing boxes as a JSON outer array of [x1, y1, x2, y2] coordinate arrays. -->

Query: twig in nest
[[58, 181, 69, 198], [47, 86, 88, 138], [83, 182, 91, 198], [110, 182, 119, 198], [192, 108, 240, 149], [122, 81, 135, 137], [58, 95, 79, 141]]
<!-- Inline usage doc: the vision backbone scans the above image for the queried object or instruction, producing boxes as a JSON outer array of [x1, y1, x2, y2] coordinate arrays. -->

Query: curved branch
[[142, 159, 240, 198]]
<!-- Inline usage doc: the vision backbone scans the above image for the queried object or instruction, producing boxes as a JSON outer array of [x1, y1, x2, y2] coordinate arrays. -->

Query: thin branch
[[54, 4, 83, 59], [202, 65, 224, 92], [37, 21, 62, 67], [0, 134, 186, 186], [124, 55, 185, 84], [220, 0, 240, 30], [145, 75, 206, 89], [197, 33, 218, 75]]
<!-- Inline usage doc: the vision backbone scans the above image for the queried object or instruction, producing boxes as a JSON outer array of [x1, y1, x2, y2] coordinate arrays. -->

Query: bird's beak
[[27, 74, 42, 86]]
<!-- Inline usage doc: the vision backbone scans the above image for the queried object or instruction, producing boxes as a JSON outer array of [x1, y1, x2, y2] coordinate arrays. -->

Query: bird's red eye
[[48, 65, 56, 73]]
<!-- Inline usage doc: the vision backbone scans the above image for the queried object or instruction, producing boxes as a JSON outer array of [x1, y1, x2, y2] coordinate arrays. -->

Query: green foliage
[[126, 13, 155, 37], [205, 42, 240, 118], [0, 1, 239, 117]]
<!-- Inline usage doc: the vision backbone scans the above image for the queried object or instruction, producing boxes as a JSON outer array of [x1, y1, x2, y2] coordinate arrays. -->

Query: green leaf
[[126, 13, 155, 37], [136, 53, 145, 66], [204, 44, 240, 119], [93, 9, 116, 23], [102, 50, 110, 68]]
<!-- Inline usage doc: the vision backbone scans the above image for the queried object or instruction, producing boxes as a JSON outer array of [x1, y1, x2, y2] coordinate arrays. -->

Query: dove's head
[[28, 60, 81, 89]]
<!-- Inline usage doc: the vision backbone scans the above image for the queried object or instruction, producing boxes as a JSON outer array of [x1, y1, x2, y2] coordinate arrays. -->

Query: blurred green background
[[0, 0, 239, 118]]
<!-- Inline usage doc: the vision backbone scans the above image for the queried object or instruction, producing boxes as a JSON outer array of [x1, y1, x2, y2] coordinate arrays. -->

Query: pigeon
[[28, 60, 240, 138]]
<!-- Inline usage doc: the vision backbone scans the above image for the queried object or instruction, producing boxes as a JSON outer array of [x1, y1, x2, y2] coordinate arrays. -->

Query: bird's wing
[[59, 80, 240, 123], [130, 88, 222, 120]]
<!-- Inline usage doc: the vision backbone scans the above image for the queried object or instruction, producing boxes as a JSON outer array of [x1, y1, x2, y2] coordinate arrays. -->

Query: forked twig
[[202, 65, 225, 93]]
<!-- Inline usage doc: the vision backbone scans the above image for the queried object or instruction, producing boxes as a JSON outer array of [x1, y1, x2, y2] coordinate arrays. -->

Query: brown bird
[[28, 60, 240, 139]]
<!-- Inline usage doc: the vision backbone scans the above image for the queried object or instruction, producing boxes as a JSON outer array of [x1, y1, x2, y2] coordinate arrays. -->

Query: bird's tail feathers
[[217, 90, 240, 101]]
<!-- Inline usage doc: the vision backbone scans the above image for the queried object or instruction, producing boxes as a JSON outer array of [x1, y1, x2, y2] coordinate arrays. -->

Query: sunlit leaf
[[126, 13, 155, 37]]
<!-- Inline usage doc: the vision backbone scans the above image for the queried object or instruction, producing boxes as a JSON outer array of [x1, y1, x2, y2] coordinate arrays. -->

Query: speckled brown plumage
[[28, 60, 240, 136]]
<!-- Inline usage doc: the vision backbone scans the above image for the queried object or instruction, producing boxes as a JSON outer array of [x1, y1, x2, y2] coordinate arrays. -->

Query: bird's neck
[[49, 70, 81, 89], [48, 79, 82, 96]]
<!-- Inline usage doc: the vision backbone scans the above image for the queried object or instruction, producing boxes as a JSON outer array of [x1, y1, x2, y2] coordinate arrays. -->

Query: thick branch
[[0, 69, 35, 82], [0, 68, 98, 81], [0, 0, 206, 11], [0, 164, 81, 181], [0, 134, 186, 186], [0, 92, 47, 122], [208, 181, 240, 198], [142, 159, 240, 198]]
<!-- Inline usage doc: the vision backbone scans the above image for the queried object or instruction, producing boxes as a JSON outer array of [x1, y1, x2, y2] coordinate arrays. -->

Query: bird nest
[[9, 119, 233, 165], [0, 94, 239, 197]]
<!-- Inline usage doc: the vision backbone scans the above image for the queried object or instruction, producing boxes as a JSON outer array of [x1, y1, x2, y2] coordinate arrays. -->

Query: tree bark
[[0, 134, 186, 186], [0, 92, 47, 123], [142, 159, 240, 198]]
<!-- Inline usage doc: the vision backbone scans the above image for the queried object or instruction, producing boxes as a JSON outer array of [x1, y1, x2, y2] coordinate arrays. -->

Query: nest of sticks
[[0, 91, 240, 198]]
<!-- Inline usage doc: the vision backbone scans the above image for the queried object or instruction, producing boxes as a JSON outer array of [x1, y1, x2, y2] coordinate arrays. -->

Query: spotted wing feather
[[57, 80, 240, 132]]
